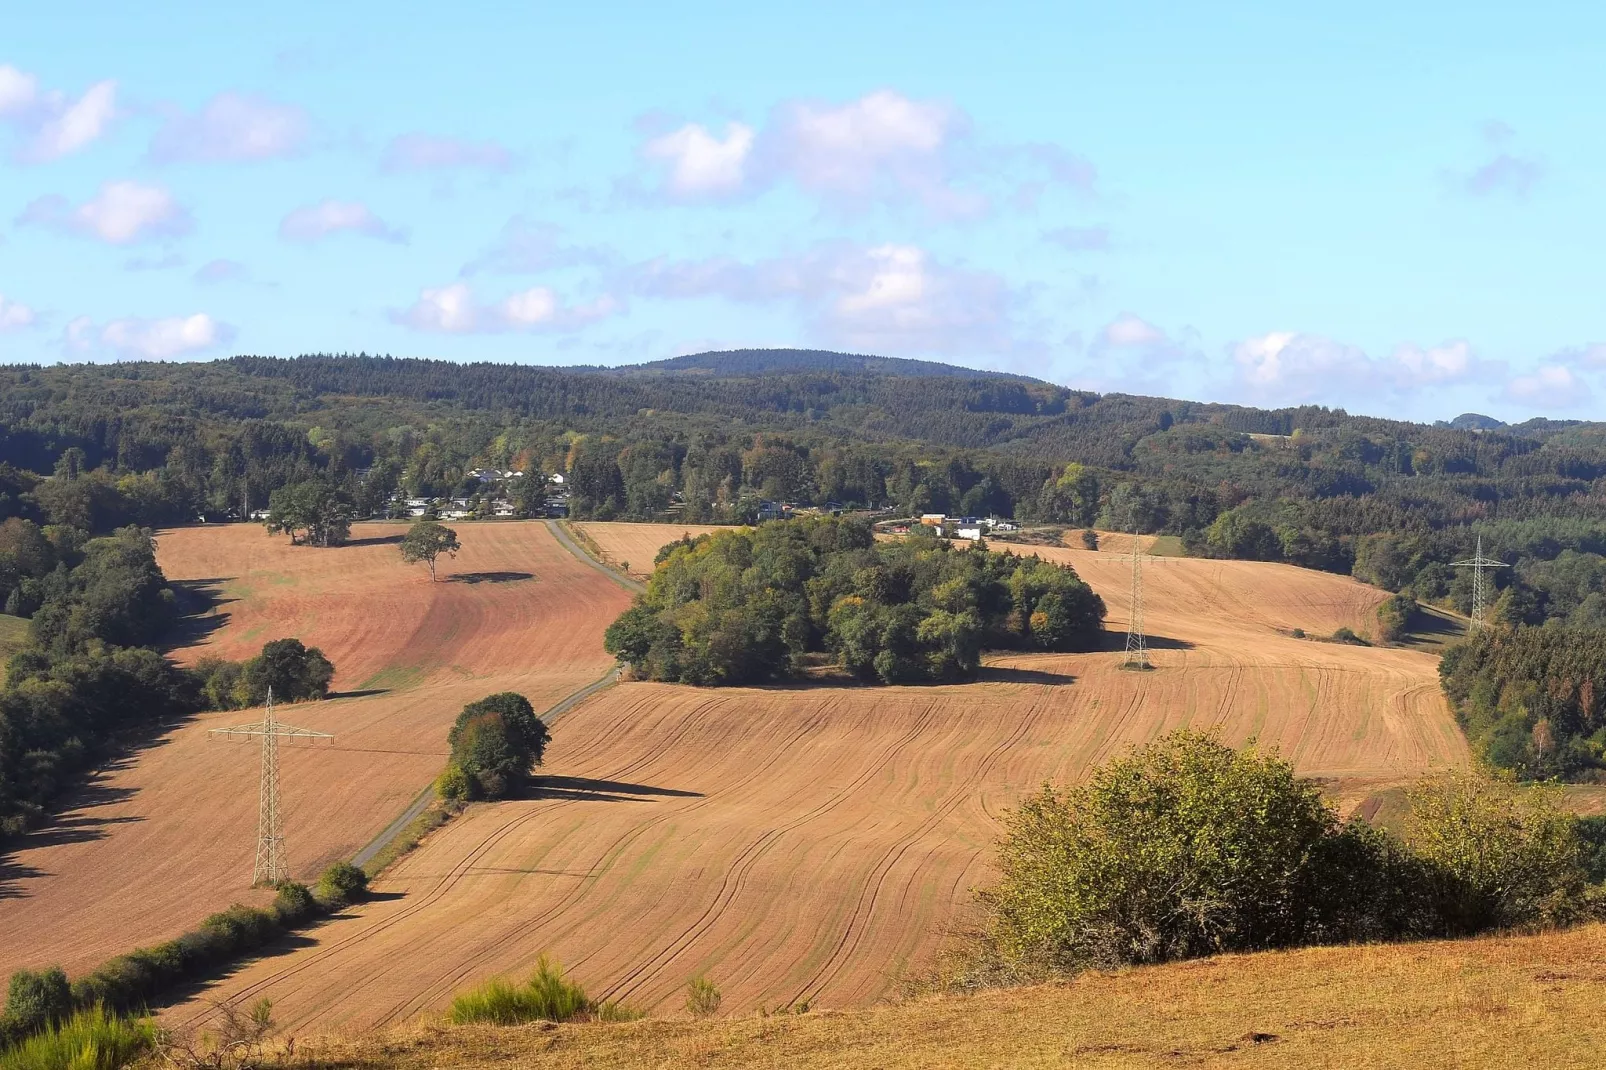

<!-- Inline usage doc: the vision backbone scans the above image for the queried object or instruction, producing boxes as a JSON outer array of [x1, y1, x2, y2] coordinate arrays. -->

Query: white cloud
[[637, 90, 999, 216], [10, 77, 118, 163], [150, 92, 308, 163], [0, 65, 38, 114], [18, 180, 192, 244], [64, 313, 235, 360], [630, 242, 1009, 355], [642, 122, 754, 197], [390, 283, 619, 334], [381, 133, 512, 172], [279, 200, 405, 243], [1553, 342, 1606, 369], [0, 293, 36, 331], [1232, 332, 1495, 403], [1504, 364, 1592, 410], [1101, 313, 1166, 347]]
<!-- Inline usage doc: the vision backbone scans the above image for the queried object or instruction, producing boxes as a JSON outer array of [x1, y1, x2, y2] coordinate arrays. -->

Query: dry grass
[[289, 922, 1606, 1069]]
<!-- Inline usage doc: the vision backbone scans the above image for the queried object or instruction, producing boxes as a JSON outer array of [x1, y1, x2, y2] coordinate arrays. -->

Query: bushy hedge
[[972, 732, 1601, 984], [1, 863, 367, 1045], [605, 517, 1105, 686]]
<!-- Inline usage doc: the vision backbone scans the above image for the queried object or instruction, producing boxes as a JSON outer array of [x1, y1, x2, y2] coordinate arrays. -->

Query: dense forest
[[604, 517, 1105, 685], [1440, 627, 1606, 780]]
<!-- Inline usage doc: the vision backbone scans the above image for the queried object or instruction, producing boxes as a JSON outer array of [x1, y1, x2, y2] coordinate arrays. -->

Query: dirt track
[[0, 521, 631, 978], [161, 524, 1466, 1031]]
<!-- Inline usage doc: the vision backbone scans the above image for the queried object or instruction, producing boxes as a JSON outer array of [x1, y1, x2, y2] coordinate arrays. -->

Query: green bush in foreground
[[974, 731, 1597, 984], [448, 957, 637, 1025], [0, 1006, 157, 1070], [2, 968, 70, 1042]]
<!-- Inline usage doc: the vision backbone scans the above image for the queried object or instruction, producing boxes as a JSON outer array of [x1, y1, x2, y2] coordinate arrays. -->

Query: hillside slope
[[295, 921, 1606, 1070], [165, 524, 1464, 1034], [0, 521, 631, 979]]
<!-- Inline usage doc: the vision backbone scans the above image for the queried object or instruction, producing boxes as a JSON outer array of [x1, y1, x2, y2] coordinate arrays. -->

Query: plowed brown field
[[0, 521, 631, 979], [165, 524, 1467, 1033], [574, 521, 727, 579]]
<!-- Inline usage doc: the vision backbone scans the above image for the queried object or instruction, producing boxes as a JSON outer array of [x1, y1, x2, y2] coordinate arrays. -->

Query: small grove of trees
[[604, 517, 1105, 686], [264, 480, 352, 547], [967, 732, 1599, 986], [191, 638, 336, 711], [1440, 626, 1606, 780], [436, 692, 549, 802], [400, 521, 461, 581]]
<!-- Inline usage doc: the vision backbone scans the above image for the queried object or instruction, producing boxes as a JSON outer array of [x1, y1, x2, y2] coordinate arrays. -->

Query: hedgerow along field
[[164, 523, 1466, 1033], [0, 520, 632, 981]]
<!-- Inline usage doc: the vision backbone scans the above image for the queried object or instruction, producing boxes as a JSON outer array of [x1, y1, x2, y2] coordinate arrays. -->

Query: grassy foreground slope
[[165, 524, 1465, 1034], [0, 521, 631, 979], [297, 921, 1606, 1069]]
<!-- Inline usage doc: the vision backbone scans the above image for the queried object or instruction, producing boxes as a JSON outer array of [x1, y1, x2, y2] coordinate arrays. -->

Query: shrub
[[1376, 593, 1417, 643], [980, 732, 1382, 978], [685, 975, 722, 1018], [0, 1006, 157, 1070], [272, 882, 316, 923], [447, 957, 633, 1025], [2, 968, 71, 1039], [1331, 626, 1369, 646], [1403, 771, 1586, 933], [1080, 530, 1099, 551], [435, 764, 471, 803], [315, 862, 369, 906]]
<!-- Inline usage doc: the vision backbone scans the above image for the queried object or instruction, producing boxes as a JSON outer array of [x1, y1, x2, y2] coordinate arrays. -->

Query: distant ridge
[[624, 348, 1037, 382]]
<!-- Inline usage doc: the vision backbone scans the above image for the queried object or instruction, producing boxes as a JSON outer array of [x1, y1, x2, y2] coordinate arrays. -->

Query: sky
[[0, 1, 1603, 423]]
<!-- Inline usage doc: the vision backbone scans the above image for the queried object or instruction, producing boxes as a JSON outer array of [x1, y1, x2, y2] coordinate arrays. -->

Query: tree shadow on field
[[0, 855, 46, 900], [325, 687, 391, 700], [165, 577, 235, 650], [1092, 629, 1195, 652], [525, 775, 703, 803], [446, 571, 535, 584], [345, 533, 405, 547], [0, 782, 141, 898], [977, 666, 1079, 686]]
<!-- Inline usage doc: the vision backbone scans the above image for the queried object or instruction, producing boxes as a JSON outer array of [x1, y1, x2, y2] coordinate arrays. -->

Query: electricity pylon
[[210, 687, 333, 886], [1450, 534, 1508, 633], [1122, 526, 1151, 670]]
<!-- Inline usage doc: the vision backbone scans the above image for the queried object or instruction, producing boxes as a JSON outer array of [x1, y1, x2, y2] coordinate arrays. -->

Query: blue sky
[[1, 1, 1602, 422]]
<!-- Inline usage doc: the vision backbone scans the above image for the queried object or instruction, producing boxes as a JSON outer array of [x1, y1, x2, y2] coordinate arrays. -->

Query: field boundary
[[550, 520, 646, 594]]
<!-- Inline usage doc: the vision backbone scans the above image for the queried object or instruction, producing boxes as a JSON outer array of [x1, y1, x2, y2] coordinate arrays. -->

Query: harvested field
[[0, 521, 631, 979], [573, 521, 729, 579], [167, 523, 1467, 1033]]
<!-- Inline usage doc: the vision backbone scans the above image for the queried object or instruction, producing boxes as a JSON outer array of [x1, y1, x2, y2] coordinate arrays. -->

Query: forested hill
[[627, 348, 1035, 380]]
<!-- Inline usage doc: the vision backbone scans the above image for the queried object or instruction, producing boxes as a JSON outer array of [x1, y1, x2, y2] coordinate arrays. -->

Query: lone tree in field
[[400, 521, 461, 581]]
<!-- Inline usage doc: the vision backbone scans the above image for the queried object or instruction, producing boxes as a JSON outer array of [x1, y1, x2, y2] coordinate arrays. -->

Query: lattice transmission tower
[[1122, 526, 1152, 670], [1450, 534, 1508, 633], [210, 687, 333, 886]]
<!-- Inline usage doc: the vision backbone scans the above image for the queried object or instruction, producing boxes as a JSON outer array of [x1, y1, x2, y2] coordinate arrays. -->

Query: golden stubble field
[[162, 524, 1467, 1035], [0, 521, 632, 980]]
